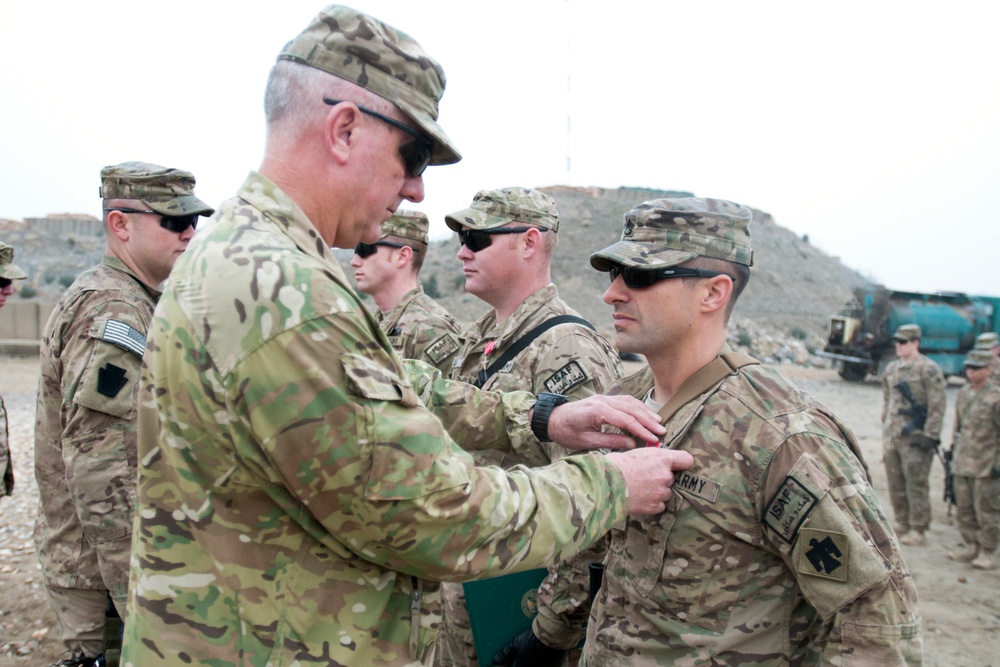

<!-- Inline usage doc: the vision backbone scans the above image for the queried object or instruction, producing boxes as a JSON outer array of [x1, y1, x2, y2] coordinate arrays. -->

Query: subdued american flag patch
[[100, 319, 146, 358]]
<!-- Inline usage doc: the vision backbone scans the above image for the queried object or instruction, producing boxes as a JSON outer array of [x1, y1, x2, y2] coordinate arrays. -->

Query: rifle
[[937, 447, 956, 517], [895, 381, 928, 436]]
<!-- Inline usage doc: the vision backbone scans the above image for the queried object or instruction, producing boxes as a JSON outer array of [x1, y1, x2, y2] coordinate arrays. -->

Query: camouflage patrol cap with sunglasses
[[100, 162, 214, 217], [382, 210, 429, 244], [892, 324, 922, 342], [0, 242, 27, 281], [964, 349, 994, 368], [278, 4, 461, 167], [444, 187, 559, 233]]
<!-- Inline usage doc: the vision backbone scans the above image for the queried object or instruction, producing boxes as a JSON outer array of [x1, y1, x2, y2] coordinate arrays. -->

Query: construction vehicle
[[819, 286, 1000, 381]]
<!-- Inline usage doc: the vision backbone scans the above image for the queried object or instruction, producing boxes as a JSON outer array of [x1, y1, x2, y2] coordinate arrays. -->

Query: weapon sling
[[473, 315, 595, 388]]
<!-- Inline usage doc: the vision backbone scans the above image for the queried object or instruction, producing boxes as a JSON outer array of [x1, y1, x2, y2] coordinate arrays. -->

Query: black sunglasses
[[103, 208, 199, 233], [323, 98, 433, 178], [354, 240, 410, 258], [608, 265, 732, 289], [0, 278, 12, 288], [458, 227, 544, 253]]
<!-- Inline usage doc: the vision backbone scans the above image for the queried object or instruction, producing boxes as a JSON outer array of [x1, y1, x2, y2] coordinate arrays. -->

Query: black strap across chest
[[474, 315, 596, 388]]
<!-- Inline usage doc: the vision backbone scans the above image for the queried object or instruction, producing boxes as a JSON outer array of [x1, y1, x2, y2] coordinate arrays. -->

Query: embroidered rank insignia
[[425, 333, 460, 366], [100, 319, 146, 358], [97, 363, 128, 397], [544, 361, 588, 395], [798, 529, 849, 581], [672, 471, 721, 503], [764, 476, 818, 543]]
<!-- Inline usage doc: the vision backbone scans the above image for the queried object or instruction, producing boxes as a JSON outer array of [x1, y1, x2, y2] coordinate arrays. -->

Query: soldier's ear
[[105, 209, 131, 241]]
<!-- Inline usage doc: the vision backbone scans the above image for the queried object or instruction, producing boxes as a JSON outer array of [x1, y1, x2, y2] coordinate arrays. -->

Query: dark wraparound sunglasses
[[458, 227, 545, 253], [323, 98, 433, 178], [0, 278, 12, 288], [608, 265, 733, 289], [103, 208, 199, 233], [354, 240, 411, 258]]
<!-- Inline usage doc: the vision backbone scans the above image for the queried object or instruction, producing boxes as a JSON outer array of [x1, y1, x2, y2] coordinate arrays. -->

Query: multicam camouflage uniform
[[0, 396, 12, 497], [440, 283, 624, 666], [121, 172, 631, 667], [380, 286, 463, 374], [581, 359, 922, 665], [33, 255, 158, 654], [881, 350, 947, 534], [951, 372, 1000, 557]]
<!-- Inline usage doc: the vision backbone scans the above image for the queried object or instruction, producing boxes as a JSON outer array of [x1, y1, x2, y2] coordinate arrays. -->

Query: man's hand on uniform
[[605, 447, 694, 515], [542, 394, 666, 451], [492, 627, 566, 667], [909, 434, 939, 452]]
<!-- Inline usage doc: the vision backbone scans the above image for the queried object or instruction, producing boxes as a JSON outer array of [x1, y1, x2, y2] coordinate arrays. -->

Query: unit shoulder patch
[[798, 528, 849, 581]]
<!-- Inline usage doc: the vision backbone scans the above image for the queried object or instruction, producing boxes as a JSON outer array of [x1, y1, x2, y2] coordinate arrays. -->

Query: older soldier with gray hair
[[577, 198, 920, 665], [350, 209, 463, 373], [0, 241, 28, 499], [122, 6, 693, 667], [33, 162, 212, 667]]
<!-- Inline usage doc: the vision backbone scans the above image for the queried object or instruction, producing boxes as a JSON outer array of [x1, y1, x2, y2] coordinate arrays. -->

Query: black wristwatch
[[531, 392, 569, 442]]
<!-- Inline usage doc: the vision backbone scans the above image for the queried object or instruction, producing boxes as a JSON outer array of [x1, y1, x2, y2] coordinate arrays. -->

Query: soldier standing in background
[[881, 323, 947, 547], [0, 241, 28, 499], [580, 197, 921, 664], [947, 349, 1000, 570], [973, 331, 1000, 385], [121, 7, 693, 667], [350, 210, 463, 374], [443, 187, 624, 667], [33, 163, 213, 667]]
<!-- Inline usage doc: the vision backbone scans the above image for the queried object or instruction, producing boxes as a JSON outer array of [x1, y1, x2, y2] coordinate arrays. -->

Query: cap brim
[[589, 240, 698, 272], [444, 207, 520, 232], [396, 100, 461, 166], [0, 264, 27, 280], [145, 196, 215, 217]]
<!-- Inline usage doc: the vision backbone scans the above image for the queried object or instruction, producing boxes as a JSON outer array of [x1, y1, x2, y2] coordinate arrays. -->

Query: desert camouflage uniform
[[991, 360, 1000, 387], [881, 353, 947, 533], [121, 172, 631, 667], [380, 285, 463, 374], [951, 382, 1000, 554], [582, 358, 922, 666], [33, 255, 157, 653], [440, 284, 623, 666], [1, 396, 12, 497]]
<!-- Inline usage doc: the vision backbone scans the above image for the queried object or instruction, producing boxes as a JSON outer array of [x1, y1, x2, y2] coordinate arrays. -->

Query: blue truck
[[819, 286, 1000, 381]]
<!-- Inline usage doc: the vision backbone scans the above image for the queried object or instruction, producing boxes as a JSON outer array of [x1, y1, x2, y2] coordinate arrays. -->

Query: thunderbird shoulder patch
[[765, 475, 818, 544], [798, 528, 849, 581]]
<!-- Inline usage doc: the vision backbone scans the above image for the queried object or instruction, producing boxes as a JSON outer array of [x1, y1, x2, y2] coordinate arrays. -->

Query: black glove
[[909, 434, 939, 452], [492, 627, 567, 667]]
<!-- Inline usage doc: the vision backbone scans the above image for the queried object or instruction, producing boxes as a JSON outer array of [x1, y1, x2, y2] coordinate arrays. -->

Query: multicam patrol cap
[[963, 349, 994, 368], [277, 5, 461, 166], [590, 197, 753, 272], [0, 242, 27, 280], [975, 332, 1000, 350], [100, 162, 214, 217], [382, 210, 429, 245], [444, 187, 559, 233], [892, 324, 922, 342]]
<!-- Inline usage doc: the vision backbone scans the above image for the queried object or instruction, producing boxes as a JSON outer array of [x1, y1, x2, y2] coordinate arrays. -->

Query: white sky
[[2, 1, 997, 295]]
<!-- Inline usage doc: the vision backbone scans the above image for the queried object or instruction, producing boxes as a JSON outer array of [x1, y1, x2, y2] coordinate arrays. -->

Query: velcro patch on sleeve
[[544, 361, 589, 395], [765, 475, 818, 544], [797, 528, 849, 581], [99, 319, 146, 358], [424, 333, 460, 366]]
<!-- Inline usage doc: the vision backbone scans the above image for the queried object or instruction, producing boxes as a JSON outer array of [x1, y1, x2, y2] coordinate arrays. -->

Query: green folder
[[463, 568, 550, 662]]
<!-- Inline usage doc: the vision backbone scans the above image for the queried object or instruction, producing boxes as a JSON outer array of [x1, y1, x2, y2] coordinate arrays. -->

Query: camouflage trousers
[[954, 475, 1000, 552], [42, 585, 109, 657], [438, 582, 478, 667], [883, 438, 935, 532]]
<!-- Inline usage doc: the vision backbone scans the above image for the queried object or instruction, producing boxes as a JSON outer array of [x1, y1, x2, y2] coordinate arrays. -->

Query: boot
[[972, 551, 996, 570], [894, 523, 911, 537], [900, 531, 926, 546], [48, 655, 104, 667], [948, 544, 979, 562]]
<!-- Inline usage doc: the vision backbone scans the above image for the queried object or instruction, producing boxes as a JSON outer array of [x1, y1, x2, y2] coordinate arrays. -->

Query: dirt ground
[[1, 357, 998, 665]]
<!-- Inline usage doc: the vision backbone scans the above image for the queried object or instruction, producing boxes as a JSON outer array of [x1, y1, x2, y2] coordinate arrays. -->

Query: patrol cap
[[100, 162, 214, 217], [382, 209, 429, 244], [277, 5, 460, 166], [963, 349, 994, 368], [974, 332, 1000, 350], [590, 197, 754, 272], [892, 324, 922, 343], [0, 242, 27, 281], [445, 187, 559, 232]]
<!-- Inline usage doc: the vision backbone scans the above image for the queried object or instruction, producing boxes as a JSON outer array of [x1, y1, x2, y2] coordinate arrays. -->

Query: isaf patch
[[425, 333, 460, 366], [765, 476, 818, 543], [97, 363, 128, 397], [100, 319, 146, 358], [798, 528, 849, 581], [544, 361, 589, 395]]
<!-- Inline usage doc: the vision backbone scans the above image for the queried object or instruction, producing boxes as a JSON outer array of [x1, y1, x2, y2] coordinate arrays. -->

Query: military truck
[[819, 286, 1000, 381]]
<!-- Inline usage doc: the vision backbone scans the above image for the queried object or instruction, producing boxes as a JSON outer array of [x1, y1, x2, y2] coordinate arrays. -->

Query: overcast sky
[[1, 1, 997, 296]]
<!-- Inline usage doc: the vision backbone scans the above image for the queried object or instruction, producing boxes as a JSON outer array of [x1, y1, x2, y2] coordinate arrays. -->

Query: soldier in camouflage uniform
[[579, 198, 921, 665], [121, 7, 693, 667], [350, 209, 463, 373], [946, 349, 1000, 570], [881, 323, 947, 546], [0, 241, 28, 499], [33, 163, 213, 666], [974, 331, 1000, 385], [443, 187, 624, 667]]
